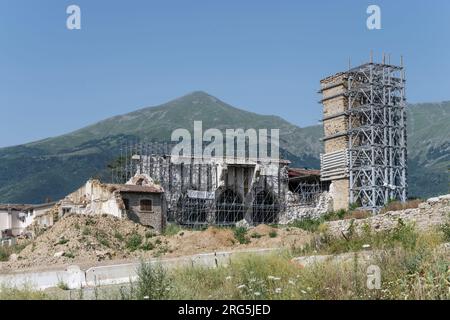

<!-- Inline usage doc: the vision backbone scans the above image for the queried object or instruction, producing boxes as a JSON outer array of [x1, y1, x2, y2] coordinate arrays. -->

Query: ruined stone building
[[58, 174, 166, 232], [113, 147, 331, 228]]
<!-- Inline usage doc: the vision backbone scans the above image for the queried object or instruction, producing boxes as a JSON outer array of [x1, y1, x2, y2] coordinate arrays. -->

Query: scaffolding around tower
[[319, 55, 407, 212]]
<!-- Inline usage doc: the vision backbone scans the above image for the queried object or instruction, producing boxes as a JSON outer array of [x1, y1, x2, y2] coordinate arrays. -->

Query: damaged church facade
[[113, 143, 332, 228]]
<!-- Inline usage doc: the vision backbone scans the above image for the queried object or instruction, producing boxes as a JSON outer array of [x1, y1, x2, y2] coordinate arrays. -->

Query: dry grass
[[380, 199, 422, 214]]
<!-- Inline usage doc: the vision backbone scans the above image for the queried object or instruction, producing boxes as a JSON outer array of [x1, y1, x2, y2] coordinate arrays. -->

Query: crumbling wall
[[329, 179, 349, 211], [279, 191, 333, 224], [325, 194, 450, 237]]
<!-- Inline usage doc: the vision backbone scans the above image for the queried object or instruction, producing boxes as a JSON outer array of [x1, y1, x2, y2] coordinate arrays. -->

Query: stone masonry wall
[[325, 194, 450, 237]]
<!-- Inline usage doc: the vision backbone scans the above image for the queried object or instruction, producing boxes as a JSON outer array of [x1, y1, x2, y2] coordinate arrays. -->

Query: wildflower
[[275, 288, 282, 294], [362, 244, 371, 249], [237, 284, 246, 289], [254, 292, 261, 296], [288, 280, 295, 285], [225, 276, 232, 281], [301, 290, 307, 294], [143, 296, 149, 300], [268, 276, 281, 281]]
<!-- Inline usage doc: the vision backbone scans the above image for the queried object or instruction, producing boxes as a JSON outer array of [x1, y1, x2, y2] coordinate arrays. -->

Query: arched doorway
[[215, 189, 244, 225], [252, 191, 279, 224]]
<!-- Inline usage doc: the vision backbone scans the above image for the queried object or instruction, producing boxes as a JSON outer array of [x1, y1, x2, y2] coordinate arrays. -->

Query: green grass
[[294, 219, 445, 257], [163, 223, 182, 237], [114, 231, 124, 241], [0, 241, 30, 262], [0, 285, 50, 300]]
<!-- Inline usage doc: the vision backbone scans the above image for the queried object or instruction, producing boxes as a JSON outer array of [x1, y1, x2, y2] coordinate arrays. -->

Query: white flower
[[301, 290, 307, 294], [254, 292, 261, 296], [225, 276, 232, 281], [143, 296, 149, 300], [237, 284, 246, 289], [288, 280, 295, 285], [275, 288, 282, 294], [268, 276, 281, 281], [362, 244, 371, 249]]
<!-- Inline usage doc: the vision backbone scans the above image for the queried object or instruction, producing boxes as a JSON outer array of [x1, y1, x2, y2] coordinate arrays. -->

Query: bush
[[82, 227, 91, 236], [145, 231, 156, 239], [141, 242, 155, 251], [64, 251, 75, 259], [250, 232, 262, 239], [440, 222, 450, 242], [268, 231, 277, 238], [57, 281, 70, 291], [57, 238, 69, 245], [95, 231, 110, 248], [135, 262, 171, 300], [164, 224, 182, 236], [233, 227, 250, 244], [126, 233, 143, 251]]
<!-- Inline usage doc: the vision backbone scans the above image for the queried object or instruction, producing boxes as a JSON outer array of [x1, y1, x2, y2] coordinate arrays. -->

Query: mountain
[[0, 92, 448, 203]]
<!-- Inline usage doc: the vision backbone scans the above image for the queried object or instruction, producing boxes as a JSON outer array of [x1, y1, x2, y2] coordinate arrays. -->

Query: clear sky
[[1, 0, 450, 148]]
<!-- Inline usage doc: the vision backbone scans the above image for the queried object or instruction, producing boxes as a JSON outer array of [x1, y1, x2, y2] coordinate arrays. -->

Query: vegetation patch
[[126, 233, 143, 251], [233, 227, 250, 244]]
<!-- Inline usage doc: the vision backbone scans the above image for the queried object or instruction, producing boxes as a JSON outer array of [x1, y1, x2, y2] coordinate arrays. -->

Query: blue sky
[[1, 0, 449, 147]]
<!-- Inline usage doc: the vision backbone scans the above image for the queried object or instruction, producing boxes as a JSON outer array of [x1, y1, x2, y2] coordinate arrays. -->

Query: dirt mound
[[1, 215, 312, 272], [250, 224, 277, 236], [164, 227, 236, 254], [2, 214, 154, 270]]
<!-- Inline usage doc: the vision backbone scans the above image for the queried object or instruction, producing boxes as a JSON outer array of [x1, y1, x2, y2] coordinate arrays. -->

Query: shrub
[[145, 231, 156, 239], [126, 233, 143, 251], [95, 231, 110, 248], [114, 231, 124, 241], [233, 227, 250, 244], [250, 232, 262, 239], [440, 222, 450, 242], [135, 262, 171, 300], [58, 238, 69, 245], [64, 251, 75, 259], [82, 227, 91, 236], [141, 242, 155, 251], [57, 281, 70, 291], [268, 231, 277, 238]]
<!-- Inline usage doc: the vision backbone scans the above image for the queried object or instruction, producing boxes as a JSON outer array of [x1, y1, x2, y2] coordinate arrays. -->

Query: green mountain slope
[[0, 92, 448, 203]]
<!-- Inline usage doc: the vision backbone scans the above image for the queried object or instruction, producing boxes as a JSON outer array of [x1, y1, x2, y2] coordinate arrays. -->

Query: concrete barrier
[[0, 248, 278, 290]]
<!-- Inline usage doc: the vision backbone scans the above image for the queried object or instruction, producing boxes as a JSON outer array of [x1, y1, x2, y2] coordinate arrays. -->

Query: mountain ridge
[[0, 92, 448, 203]]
